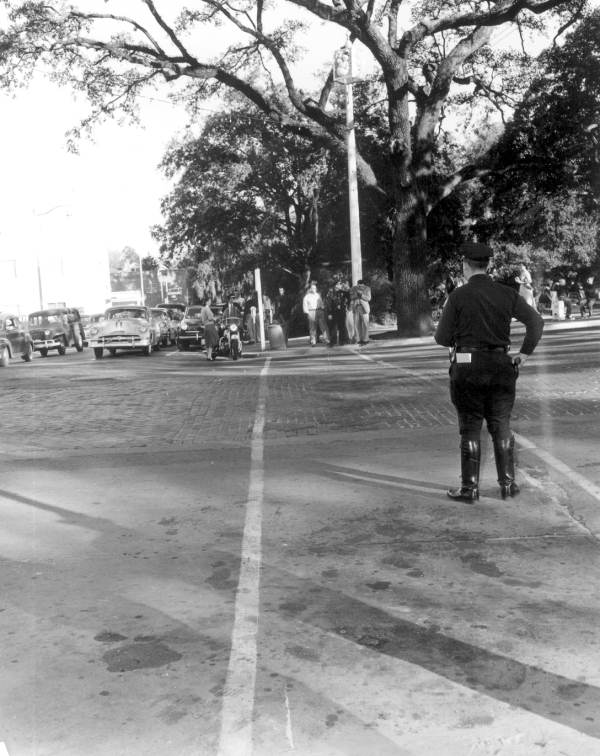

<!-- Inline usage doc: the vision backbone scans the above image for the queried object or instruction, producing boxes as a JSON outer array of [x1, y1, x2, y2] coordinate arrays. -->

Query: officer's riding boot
[[447, 439, 480, 502], [493, 435, 520, 499]]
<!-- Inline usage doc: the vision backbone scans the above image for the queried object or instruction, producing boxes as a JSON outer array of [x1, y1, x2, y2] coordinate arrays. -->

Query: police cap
[[461, 242, 492, 262]]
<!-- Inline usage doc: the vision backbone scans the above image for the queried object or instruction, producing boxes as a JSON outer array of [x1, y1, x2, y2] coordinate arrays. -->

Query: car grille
[[30, 329, 52, 340], [98, 335, 143, 345]]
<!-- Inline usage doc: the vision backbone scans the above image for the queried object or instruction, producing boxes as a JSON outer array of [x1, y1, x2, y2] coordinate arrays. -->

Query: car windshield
[[108, 309, 146, 320], [29, 313, 63, 325], [185, 307, 203, 318]]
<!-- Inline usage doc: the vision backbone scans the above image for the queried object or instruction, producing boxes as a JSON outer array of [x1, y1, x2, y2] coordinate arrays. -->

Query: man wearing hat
[[434, 242, 544, 502]]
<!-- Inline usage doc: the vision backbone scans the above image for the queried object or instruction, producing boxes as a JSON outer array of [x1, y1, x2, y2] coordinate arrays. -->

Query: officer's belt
[[456, 346, 508, 353]]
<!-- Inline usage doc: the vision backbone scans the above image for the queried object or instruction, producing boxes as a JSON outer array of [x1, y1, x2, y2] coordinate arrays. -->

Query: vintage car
[[0, 312, 34, 366], [27, 307, 85, 357], [86, 305, 160, 359], [176, 305, 206, 350], [150, 308, 174, 346]]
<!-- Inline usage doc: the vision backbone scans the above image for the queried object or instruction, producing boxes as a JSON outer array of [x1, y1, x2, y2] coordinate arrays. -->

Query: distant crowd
[[431, 265, 599, 320], [193, 275, 374, 346]]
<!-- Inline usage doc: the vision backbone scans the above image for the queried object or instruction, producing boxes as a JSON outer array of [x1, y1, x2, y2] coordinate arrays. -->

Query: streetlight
[[334, 42, 363, 285]]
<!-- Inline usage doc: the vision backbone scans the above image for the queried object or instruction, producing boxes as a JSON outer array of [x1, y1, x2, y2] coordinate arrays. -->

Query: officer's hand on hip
[[512, 352, 528, 369]]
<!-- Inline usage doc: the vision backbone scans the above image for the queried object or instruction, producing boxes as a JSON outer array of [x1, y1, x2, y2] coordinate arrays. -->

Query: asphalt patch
[[103, 640, 182, 672]]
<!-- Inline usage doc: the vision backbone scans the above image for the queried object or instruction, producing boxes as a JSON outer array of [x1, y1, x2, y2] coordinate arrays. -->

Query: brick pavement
[[1, 329, 599, 454]]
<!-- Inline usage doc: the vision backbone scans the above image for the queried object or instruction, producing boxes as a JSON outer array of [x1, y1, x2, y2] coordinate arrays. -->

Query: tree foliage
[[152, 102, 353, 291], [473, 9, 600, 273], [0, 0, 585, 332]]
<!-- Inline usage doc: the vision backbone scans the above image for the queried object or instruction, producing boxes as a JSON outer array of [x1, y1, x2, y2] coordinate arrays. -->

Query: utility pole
[[255, 268, 266, 351], [334, 42, 362, 285]]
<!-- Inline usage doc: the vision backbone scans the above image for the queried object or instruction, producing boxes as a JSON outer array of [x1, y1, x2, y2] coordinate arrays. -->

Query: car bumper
[[178, 332, 203, 344], [89, 335, 151, 348], [33, 339, 62, 350]]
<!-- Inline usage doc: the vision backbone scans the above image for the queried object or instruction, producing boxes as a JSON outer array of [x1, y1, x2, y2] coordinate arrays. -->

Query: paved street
[[1, 320, 600, 755]]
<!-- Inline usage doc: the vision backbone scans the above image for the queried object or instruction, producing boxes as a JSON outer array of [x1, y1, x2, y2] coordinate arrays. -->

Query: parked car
[[150, 308, 174, 346], [0, 312, 34, 366], [27, 307, 85, 357], [86, 305, 160, 359], [177, 305, 205, 350]]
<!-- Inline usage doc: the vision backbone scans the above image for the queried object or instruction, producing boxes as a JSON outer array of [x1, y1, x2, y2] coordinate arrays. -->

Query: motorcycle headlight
[[229, 323, 238, 333], [180, 321, 188, 331], [44, 329, 51, 337]]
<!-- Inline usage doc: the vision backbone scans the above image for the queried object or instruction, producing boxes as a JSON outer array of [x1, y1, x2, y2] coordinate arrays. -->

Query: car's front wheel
[[57, 340, 67, 356], [22, 341, 33, 362], [108, 348, 117, 356], [93, 347, 104, 359], [39, 348, 48, 358], [143, 342, 152, 356], [0, 346, 9, 367]]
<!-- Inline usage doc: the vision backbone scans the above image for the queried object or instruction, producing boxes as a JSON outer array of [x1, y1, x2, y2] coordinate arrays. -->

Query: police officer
[[434, 242, 544, 502]]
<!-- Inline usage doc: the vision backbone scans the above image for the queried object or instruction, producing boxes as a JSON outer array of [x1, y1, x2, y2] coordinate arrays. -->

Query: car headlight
[[89, 327, 99, 336], [139, 325, 149, 333], [180, 321, 188, 331]]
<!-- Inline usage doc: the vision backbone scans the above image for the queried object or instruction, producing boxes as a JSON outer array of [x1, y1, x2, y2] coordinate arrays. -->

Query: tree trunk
[[393, 215, 433, 337]]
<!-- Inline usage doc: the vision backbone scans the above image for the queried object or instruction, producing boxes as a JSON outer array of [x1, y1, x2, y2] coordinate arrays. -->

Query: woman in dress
[[199, 299, 219, 360]]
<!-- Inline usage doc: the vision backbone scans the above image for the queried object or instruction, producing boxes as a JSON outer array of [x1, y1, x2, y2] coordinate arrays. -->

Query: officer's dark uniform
[[434, 243, 544, 501]]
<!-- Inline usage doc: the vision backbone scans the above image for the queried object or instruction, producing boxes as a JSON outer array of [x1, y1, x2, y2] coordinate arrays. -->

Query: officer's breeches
[[449, 353, 517, 441]]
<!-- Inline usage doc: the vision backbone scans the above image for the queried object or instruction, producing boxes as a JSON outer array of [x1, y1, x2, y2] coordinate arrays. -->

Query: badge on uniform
[[456, 352, 472, 363]]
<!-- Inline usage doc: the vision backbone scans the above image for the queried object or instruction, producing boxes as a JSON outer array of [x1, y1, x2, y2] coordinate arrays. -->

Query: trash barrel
[[268, 323, 286, 350], [551, 299, 565, 321]]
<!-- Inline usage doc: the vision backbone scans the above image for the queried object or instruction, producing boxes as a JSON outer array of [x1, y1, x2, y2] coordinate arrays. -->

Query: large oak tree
[[0, 0, 585, 333]]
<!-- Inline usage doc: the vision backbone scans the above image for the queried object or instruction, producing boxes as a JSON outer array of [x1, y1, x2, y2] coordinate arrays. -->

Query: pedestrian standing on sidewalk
[[350, 279, 371, 345], [199, 299, 219, 361], [302, 281, 329, 346], [515, 263, 535, 307], [581, 276, 597, 318], [325, 278, 350, 346], [434, 242, 544, 502], [274, 286, 293, 344]]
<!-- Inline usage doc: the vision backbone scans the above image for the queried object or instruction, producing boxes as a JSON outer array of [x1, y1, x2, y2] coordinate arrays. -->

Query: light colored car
[[87, 306, 160, 359]]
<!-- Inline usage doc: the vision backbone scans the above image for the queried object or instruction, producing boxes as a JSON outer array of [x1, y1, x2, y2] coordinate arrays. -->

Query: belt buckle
[[456, 352, 472, 364]]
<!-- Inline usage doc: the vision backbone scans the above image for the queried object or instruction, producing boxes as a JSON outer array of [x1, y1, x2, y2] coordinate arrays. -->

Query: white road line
[[0, 743, 10, 756], [284, 685, 295, 750], [217, 356, 271, 756], [515, 432, 600, 504]]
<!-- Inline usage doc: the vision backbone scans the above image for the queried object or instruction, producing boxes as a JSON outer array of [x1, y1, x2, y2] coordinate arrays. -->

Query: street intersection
[[0, 319, 599, 755]]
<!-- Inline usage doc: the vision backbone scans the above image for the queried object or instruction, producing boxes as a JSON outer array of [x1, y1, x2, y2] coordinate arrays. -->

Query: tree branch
[[552, 0, 586, 48], [141, 0, 194, 61], [399, 0, 568, 49], [70, 12, 166, 56]]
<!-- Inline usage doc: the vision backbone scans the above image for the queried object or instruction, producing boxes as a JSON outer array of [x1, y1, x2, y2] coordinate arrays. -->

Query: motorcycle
[[212, 316, 243, 361]]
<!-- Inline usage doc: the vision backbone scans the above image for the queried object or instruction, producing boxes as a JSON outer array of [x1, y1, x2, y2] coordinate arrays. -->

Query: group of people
[[432, 264, 598, 321], [536, 272, 598, 319], [301, 278, 371, 347]]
